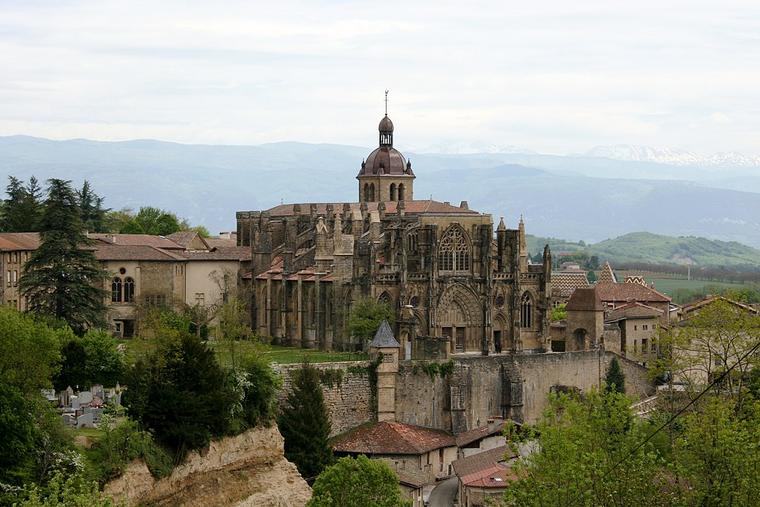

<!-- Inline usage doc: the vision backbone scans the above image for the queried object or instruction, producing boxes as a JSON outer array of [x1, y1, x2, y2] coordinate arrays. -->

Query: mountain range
[[3, 135, 760, 253]]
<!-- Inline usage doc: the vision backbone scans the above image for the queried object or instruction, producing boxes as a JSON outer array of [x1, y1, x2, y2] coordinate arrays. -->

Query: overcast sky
[[1, 0, 759, 155]]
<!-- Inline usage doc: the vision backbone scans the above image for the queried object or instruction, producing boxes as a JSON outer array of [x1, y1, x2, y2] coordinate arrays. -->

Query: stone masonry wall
[[274, 352, 653, 437], [274, 361, 374, 436]]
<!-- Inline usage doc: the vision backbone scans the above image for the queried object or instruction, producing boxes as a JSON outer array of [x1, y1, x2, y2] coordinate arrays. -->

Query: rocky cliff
[[104, 425, 311, 507]]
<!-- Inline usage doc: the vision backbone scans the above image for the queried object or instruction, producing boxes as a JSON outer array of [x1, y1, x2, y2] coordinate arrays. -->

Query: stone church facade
[[237, 112, 552, 356]]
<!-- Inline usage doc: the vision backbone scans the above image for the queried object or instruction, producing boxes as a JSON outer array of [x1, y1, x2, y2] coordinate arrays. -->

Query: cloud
[[0, 0, 759, 155]]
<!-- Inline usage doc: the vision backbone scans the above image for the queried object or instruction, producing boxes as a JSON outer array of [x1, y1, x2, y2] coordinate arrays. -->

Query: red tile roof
[[331, 421, 456, 455], [264, 200, 480, 217], [452, 446, 518, 488], [455, 420, 507, 447], [566, 287, 603, 311], [552, 271, 590, 299], [94, 244, 186, 261], [0, 232, 41, 250], [89, 233, 184, 249], [595, 282, 670, 303]]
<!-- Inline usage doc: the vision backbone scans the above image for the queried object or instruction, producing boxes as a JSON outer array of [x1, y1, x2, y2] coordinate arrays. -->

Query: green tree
[[278, 362, 333, 480], [54, 340, 88, 391], [503, 390, 673, 506], [76, 180, 108, 233], [80, 330, 125, 387], [0, 306, 63, 392], [347, 297, 394, 344], [16, 472, 115, 507], [123, 334, 234, 460], [2, 176, 43, 232], [238, 355, 281, 429], [20, 179, 108, 335], [308, 455, 407, 507], [0, 384, 38, 485], [119, 206, 182, 236], [605, 356, 626, 394], [217, 298, 253, 371], [550, 303, 567, 322]]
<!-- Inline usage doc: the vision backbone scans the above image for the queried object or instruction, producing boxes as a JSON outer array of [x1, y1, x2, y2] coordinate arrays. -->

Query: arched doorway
[[437, 284, 482, 353], [493, 314, 507, 353]]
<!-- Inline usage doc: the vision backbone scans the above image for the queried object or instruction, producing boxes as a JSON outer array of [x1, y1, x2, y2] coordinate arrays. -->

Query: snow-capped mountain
[[586, 145, 760, 168]]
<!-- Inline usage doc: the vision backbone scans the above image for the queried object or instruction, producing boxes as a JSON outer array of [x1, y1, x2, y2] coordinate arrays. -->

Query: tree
[[217, 298, 253, 371], [308, 455, 407, 507], [278, 362, 333, 480], [503, 390, 674, 506], [119, 206, 182, 236], [2, 176, 43, 232], [347, 297, 394, 344], [605, 356, 626, 394], [55, 331, 125, 390], [550, 303, 567, 322], [0, 306, 63, 393], [76, 181, 108, 233], [20, 180, 108, 335], [123, 334, 234, 460], [54, 340, 88, 391]]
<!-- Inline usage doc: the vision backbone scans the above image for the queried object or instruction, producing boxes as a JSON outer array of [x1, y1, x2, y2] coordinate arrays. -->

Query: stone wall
[[274, 352, 653, 437], [274, 361, 374, 436]]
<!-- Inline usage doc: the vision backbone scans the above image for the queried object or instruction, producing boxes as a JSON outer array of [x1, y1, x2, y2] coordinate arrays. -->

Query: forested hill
[[527, 232, 760, 268]]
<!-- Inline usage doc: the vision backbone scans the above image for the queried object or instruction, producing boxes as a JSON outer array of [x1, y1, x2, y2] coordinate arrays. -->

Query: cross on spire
[[384, 89, 389, 116]]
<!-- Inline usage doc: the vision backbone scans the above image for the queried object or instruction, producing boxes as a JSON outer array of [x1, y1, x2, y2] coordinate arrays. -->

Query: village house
[[451, 445, 518, 507], [0, 231, 250, 337]]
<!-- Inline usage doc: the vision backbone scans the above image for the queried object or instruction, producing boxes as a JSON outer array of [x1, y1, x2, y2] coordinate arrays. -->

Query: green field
[[119, 338, 367, 366], [644, 277, 746, 295]]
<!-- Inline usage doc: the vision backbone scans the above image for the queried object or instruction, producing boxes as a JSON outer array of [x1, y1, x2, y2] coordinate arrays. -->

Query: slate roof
[[331, 421, 456, 455], [595, 282, 670, 303], [370, 320, 400, 348], [605, 302, 663, 323], [264, 199, 479, 217], [566, 287, 603, 311], [451, 446, 518, 488]]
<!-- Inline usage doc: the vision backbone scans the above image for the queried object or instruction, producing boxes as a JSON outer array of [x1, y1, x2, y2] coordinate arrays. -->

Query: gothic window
[[520, 292, 533, 328], [409, 296, 419, 308], [364, 183, 370, 201], [438, 226, 471, 272], [378, 291, 391, 305], [398, 183, 405, 201], [111, 277, 122, 303], [370, 183, 375, 201], [390, 183, 397, 201], [124, 277, 135, 303], [407, 231, 418, 253], [494, 294, 505, 308]]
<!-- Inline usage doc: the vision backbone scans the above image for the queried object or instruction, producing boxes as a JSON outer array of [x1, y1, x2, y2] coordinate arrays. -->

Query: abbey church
[[236, 111, 552, 356]]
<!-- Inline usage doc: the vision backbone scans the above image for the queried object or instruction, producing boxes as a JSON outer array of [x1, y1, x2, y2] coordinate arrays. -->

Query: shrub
[[308, 455, 407, 507]]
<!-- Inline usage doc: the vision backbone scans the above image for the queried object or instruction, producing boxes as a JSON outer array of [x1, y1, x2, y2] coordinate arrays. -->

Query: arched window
[[409, 296, 419, 308], [111, 277, 122, 303], [438, 226, 471, 272], [398, 183, 405, 201], [124, 277, 135, 303], [370, 183, 375, 201], [364, 183, 370, 201], [378, 291, 391, 305], [407, 231, 418, 253], [520, 292, 533, 328], [390, 183, 397, 201]]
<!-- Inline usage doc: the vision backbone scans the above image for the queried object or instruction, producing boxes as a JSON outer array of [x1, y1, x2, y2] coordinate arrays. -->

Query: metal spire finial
[[384, 89, 389, 116]]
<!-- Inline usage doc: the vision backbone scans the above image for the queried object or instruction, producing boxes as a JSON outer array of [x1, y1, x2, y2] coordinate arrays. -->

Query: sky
[[1, 0, 759, 155]]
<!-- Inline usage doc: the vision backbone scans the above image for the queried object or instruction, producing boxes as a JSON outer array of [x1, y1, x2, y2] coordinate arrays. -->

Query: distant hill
[[5, 136, 760, 248], [527, 232, 760, 268]]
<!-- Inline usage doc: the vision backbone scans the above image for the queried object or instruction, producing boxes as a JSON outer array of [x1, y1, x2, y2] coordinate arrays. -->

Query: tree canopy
[[347, 297, 395, 343], [308, 455, 407, 507]]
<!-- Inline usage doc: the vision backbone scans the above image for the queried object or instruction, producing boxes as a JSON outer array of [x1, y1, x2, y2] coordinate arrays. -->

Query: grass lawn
[[119, 338, 367, 366]]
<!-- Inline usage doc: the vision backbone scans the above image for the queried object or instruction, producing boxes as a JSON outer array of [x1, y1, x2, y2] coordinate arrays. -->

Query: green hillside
[[527, 232, 760, 268]]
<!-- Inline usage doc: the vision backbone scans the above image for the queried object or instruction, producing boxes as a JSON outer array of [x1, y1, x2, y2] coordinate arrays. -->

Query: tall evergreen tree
[[2, 176, 43, 232], [278, 362, 333, 480], [20, 179, 107, 335], [77, 180, 108, 232], [605, 356, 626, 394]]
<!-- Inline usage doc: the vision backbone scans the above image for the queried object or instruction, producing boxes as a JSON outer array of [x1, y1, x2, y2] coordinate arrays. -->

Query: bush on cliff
[[278, 362, 333, 480]]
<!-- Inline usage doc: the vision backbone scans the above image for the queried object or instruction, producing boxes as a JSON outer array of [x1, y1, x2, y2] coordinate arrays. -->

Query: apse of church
[[237, 108, 552, 356]]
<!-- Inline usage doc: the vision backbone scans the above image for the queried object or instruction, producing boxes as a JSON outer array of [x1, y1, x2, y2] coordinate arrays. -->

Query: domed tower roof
[[356, 114, 414, 178]]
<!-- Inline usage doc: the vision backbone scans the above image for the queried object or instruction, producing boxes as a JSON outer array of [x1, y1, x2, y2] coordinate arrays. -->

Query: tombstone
[[91, 384, 104, 398], [70, 395, 80, 410], [78, 391, 93, 405], [77, 412, 95, 429]]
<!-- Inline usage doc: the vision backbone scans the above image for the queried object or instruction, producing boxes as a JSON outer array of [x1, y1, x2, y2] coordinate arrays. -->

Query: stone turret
[[369, 320, 400, 422]]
